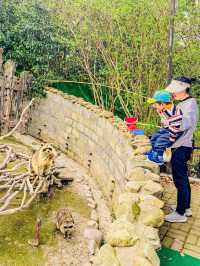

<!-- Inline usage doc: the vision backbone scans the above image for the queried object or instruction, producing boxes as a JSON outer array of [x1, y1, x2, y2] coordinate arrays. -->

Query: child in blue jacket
[[146, 90, 183, 165]]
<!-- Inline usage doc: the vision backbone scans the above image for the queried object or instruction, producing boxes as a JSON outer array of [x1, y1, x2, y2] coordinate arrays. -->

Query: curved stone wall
[[28, 87, 159, 202], [28, 87, 164, 265]]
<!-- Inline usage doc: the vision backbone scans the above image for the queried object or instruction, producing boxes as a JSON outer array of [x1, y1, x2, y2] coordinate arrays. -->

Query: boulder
[[132, 256, 154, 266], [128, 159, 160, 174], [136, 240, 160, 266], [116, 247, 153, 266], [126, 167, 146, 181], [125, 181, 144, 193], [125, 180, 163, 196], [84, 228, 103, 245], [138, 205, 164, 227], [144, 170, 161, 182], [133, 146, 152, 155], [93, 244, 120, 266], [140, 180, 163, 196], [105, 218, 138, 247], [115, 240, 160, 266], [113, 193, 140, 223], [139, 195, 164, 209], [135, 223, 161, 250], [126, 167, 160, 183]]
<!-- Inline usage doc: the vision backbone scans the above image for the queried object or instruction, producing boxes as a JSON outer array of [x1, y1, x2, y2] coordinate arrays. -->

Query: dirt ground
[[0, 135, 110, 266]]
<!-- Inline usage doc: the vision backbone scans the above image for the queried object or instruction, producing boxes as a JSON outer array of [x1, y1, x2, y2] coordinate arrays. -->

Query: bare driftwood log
[[0, 144, 71, 215], [0, 98, 35, 140]]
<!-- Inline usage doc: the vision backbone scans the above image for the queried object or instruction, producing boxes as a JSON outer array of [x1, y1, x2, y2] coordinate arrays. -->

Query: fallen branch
[[0, 181, 17, 202], [0, 98, 35, 140], [0, 147, 13, 169], [0, 142, 68, 215], [0, 180, 25, 211], [26, 176, 34, 194]]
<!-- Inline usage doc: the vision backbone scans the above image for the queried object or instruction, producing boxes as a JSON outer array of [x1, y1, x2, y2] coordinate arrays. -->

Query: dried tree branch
[[0, 98, 35, 141], [0, 147, 13, 169]]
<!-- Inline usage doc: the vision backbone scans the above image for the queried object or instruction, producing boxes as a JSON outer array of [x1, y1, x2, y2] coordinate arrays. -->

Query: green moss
[[0, 136, 32, 154], [6, 160, 28, 174], [0, 188, 90, 266]]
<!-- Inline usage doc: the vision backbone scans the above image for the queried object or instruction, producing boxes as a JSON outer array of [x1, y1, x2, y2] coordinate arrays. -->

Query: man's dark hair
[[175, 76, 193, 85], [156, 101, 171, 104]]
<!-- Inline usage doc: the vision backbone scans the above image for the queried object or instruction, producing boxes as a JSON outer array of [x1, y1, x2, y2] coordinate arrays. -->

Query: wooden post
[[0, 49, 33, 134], [167, 0, 176, 83]]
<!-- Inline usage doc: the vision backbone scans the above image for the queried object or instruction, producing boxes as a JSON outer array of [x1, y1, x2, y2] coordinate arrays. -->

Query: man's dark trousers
[[171, 146, 193, 215], [151, 128, 172, 155]]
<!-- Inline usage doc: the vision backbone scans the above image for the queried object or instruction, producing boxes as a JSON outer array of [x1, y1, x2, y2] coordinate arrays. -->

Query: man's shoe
[[185, 208, 192, 217], [165, 211, 187, 223], [171, 205, 192, 217]]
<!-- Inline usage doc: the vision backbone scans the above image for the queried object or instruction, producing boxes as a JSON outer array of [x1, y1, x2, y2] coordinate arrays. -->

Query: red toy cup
[[124, 117, 138, 131]]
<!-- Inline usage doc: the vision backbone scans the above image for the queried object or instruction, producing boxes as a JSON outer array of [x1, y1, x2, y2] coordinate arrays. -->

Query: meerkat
[[31, 144, 58, 177], [56, 208, 74, 239]]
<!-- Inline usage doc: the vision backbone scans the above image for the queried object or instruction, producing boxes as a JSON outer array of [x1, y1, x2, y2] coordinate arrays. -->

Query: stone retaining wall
[[28, 87, 164, 265], [28, 88, 158, 202]]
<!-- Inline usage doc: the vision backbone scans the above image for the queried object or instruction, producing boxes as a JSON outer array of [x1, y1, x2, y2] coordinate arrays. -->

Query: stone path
[[160, 176, 200, 259]]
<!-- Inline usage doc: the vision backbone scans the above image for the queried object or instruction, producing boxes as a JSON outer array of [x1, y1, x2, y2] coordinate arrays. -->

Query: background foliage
[[0, 0, 199, 127]]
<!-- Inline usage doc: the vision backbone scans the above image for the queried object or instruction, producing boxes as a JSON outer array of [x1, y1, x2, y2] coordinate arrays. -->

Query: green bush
[[0, 0, 199, 123]]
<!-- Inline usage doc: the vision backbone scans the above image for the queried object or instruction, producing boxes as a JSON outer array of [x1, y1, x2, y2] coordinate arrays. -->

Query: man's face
[[172, 90, 188, 100], [152, 102, 166, 112]]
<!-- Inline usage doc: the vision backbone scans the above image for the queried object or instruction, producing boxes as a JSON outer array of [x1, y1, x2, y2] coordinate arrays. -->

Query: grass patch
[[0, 188, 90, 266], [0, 136, 32, 154]]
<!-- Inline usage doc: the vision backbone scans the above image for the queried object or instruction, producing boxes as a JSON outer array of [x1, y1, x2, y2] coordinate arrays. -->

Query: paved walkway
[[160, 176, 200, 259]]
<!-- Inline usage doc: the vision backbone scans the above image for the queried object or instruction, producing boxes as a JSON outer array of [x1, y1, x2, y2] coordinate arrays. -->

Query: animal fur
[[31, 144, 57, 176], [56, 208, 74, 238]]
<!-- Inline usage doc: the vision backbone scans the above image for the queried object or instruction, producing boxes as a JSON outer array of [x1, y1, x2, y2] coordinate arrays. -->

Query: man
[[165, 77, 199, 223]]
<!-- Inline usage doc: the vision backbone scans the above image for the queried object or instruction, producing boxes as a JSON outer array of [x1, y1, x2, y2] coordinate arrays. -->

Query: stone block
[[93, 244, 120, 266]]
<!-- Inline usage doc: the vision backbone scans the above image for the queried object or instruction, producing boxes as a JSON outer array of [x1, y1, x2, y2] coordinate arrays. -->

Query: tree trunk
[[167, 0, 176, 83]]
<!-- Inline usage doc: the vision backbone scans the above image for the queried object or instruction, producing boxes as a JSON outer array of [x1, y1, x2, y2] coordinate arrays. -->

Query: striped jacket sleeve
[[166, 107, 183, 142]]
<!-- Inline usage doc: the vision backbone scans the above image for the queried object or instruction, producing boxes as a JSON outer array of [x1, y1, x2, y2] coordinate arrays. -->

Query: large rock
[[126, 167, 160, 182], [135, 223, 161, 250], [139, 195, 164, 209], [133, 146, 151, 155], [105, 218, 138, 247], [145, 170, 160, 182], [93, 244, 120, 266], [127, 158, 159, 174], [136, 240, 160, 266], [126, 167, 146, 181], [84, 228, 103, 241], [113, 193, 140, 223], [140, 180, 164, 196], [137, 205, 164, 228], [132, 256, 154, 266], [125, 180, 163, 196], [133, 135, 150, 143], [115, 240, 160, 266], [125, 181, 144, 193]]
